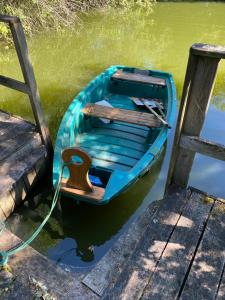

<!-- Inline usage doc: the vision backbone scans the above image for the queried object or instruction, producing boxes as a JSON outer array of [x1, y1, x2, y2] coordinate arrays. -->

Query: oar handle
[[142, 100, 171, 128]]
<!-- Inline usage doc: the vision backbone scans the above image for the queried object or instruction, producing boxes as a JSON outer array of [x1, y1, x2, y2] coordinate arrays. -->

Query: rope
[[0, 167, 64, 266]]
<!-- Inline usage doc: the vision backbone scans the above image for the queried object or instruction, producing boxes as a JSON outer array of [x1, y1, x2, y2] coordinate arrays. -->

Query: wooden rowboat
[[53, 66, 176, 204]]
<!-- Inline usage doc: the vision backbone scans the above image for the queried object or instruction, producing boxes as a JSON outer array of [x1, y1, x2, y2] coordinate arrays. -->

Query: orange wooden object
[[62, 147, 93, 192]]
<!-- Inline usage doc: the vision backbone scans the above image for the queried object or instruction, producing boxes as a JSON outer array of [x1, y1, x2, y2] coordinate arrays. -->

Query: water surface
[[2, 2, 225, 268]]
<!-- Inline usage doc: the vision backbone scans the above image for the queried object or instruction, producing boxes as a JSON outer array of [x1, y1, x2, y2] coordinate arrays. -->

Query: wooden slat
[[0, 75, 30, 94], [142, 192, 214, 300], [92, 128, 146, 144], [0, 145, 46, 221], [78, 133, 147, 152], [180, 200, 225, 300], [0, 112, 35, 143], [180, 135, 225, 162], [93, 121, 149, 138], [60, 178, 105, 202], [81, 147, 138, 167], [78, 141, 143, 160], [0, 131, 41, 163], [112, 71, 166, 86], [82, 201, 160, 296], [82, 104, 161, 128], [104, 188, 189, 300], [0, 14, 20, 24], [92, 158, 131, 172]]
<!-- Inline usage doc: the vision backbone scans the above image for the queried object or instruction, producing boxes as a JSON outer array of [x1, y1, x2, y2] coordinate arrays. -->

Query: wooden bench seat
[[82, 104, 161, 128], [111, 70, 166, 87]]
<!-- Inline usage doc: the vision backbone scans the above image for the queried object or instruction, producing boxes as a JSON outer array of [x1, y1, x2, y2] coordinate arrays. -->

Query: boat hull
[[53, 66, 176, 204]]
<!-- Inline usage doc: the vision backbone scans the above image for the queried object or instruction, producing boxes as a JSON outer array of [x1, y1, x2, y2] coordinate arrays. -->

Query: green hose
[[0, 168, 63, 266]]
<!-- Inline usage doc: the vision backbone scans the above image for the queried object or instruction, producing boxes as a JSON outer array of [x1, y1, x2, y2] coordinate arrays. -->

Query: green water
[[3, 2, 225, 268]]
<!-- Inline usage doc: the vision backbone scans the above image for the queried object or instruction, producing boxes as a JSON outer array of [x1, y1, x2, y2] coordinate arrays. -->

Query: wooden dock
[[0, 15, 52, 220], [101, 186, 225, 300], [0, 186, 224, 299], [0, 111, 47, 220]]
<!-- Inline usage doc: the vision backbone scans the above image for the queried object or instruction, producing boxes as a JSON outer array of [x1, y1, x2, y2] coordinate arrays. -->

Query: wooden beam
[[167, 51, 220, 188], [191, 43, 225, 59], [8, 18, 53, 157], [180, 135, 225, 162], [0, 75, 30, 94], [0, 15, 20, 24]]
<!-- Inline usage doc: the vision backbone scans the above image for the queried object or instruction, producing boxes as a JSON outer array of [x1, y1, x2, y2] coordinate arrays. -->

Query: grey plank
[[142, 192, 214, 300], [82, 201, 160, 296], [0, 75, 30, 94], [0, 145, 47, 220], [0, 133, 41, 176], [0, 117, 34, 143], [0, 131, 40, 163], [112, 71, 166, 86], [103, 187, 190, 300], [180, 200, 225, 300], [217, 265, 225, 300], [180, 135, 225, 162]]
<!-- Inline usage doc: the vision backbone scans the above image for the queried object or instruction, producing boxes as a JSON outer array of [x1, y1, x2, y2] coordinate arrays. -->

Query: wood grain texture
[[112, 71, 166, 86], [103, 188, 225, 300], [62, 147, 93, 192], [0, 75, 29, 94], [169, 51, 220, 187], [0, 145, 47, 221], [7, 17, 52, 155], [82, 103, 161, 128], [61, 178, 104, 202], [180, 135, 225, 162], [103, 188, 189, 300], [142, 192, 214, 300], [180, 201, 225, 300], [0, 110, 47, 220]]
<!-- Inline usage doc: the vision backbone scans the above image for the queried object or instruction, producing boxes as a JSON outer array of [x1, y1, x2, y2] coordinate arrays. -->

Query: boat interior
[[61, 69, 169, 200]]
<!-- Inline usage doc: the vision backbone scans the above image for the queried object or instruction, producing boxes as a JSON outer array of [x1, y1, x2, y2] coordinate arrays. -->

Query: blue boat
[[53, 66, 176, 204]]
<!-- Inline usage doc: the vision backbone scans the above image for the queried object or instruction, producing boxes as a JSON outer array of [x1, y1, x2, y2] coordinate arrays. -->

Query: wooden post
[[0, 15, 53, 157], [167, 44, 225, 188]]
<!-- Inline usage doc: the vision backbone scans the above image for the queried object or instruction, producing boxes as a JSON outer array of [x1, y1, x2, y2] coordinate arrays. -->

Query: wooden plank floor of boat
[[77, 120, 151, 172]]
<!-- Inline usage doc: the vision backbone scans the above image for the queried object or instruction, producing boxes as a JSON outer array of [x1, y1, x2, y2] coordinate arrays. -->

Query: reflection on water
[[3, 2, 225, 267], [7, 152, 165, 267]]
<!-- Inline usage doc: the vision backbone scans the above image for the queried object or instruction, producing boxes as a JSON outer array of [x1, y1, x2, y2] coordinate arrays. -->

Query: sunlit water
[[2, 2, 225, 269]]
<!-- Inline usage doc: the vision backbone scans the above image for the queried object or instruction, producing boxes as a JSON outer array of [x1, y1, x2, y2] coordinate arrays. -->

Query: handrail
[[167, 43, 225, 188], [0, 15, 53, 157]]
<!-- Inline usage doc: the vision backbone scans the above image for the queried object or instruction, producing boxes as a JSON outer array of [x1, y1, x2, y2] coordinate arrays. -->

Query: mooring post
[[167, 43, 225, 188], [0, 15, 53, 158]]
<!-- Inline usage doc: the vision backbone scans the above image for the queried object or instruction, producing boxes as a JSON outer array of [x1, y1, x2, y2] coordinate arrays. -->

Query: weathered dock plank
[[142, 192, 214, 300], [180, 201, 225, 300], [0, 111, 48, 221], [103, 188, 189, 300], [0, 230, 98, 300], [103, 188, 225, 300]]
